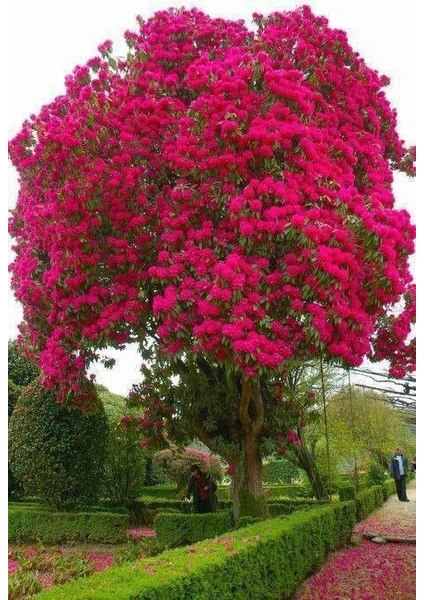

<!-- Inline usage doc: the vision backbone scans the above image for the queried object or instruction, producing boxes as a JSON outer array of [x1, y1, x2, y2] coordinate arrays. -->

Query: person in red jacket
[[185, 465, 218, 513]]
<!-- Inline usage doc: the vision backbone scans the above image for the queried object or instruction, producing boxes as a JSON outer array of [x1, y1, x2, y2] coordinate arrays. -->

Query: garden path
[[293, 480, 416, 599]]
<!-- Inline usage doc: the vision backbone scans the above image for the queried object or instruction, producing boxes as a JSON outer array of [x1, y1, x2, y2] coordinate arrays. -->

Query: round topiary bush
[[9, 378, 109, 510]]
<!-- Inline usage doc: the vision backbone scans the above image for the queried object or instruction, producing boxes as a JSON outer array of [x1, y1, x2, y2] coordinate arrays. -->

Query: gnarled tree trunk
[[292, 441, 329, 501], [230, 378, 267, 519]]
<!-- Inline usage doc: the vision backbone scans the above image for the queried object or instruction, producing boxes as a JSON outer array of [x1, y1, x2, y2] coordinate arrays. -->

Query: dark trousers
[[196, 499, 213, 514], [394, 474, 408, 501]]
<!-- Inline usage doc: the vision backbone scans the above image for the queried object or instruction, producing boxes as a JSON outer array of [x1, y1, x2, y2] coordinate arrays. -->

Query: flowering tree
[[9, 7, 415, 514]]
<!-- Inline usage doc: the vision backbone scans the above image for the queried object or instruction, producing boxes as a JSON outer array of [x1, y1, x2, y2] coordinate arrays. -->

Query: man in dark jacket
[[185, 464, 218, 513], [389, 446, 409, 502]]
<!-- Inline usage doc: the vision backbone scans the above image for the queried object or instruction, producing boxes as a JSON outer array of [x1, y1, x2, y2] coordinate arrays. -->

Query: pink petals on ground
[[295, 541, 415, 600], [127, 528, 156, 539]]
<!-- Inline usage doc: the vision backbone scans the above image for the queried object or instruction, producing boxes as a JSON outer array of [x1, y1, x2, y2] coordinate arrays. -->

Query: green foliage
[[8, 379, 108, 510], [8, 340, 39, 386], [115, 538, 166, 565], [267, 498, 326, 517], [98, 385, 147, 506], [338, 485, 356, 501], [155, 511, 233, 547], [139, 485, 180, 500], [9, 568, 43, 599], [354, 485, 384, 521], [153, 447, 223, 493], [367, 460, 387, 486], [8, 381, 25, 500], [262, 459, 301, 484], [326, 387, 415, 479], [143, 456, 170, 486], [236, 516, 261, 528], [8, 505, 129, 543], [382, 479, 396, 501], [37, 501, 356, 600]]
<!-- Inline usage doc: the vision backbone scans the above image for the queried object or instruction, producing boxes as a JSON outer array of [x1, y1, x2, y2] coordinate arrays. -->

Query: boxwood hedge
[[37, 501, 356, 600], [8, 505, 129, 544], [155, 511, 233, 547]]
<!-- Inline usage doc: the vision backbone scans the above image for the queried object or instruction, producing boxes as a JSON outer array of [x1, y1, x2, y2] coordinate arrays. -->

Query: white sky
[[8, 0, 416, 396]]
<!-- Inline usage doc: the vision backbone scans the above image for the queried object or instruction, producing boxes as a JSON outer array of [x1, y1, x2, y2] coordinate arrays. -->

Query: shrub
[[367, 460, 387, 486], [267, 499, 326, 517], [8, 340, 39, 387], [382, 479, 396, 501], [153, 447, 224, 494], [37, 501, 356, 600], [9, 379, 108, 510], [217, 484, 309, 502], [8, 505, 128, 544], [338, 485, 356, 501], [139, 486, 180, 501], [155, 511, 233, 547], [99, 386, 147, 507], [8, 380, 25, 500], [355, 485, 384, 521], [144, 457, 170, 486], [236, 516, 261, 528], [263, 459, 301, 484]]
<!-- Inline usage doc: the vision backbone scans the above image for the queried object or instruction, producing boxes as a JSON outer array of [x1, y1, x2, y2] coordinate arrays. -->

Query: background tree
[[8, 340, 39, 499], [9, 379, 108, 510], [326, 387, 415, 474], [9, 7, 415, 515], [97, 385, 147, 507]]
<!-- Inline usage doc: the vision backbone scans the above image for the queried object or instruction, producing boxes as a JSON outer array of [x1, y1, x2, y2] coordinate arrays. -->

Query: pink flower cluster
[[8, 6, 415, 405]]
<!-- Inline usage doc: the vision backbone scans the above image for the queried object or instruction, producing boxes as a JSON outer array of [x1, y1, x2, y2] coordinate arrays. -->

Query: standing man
[[389, 446, 409, 502], [185, 464, 217, 513]]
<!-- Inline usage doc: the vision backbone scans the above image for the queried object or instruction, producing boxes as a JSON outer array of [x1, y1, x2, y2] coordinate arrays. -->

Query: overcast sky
[[8, 0, 416, 396]]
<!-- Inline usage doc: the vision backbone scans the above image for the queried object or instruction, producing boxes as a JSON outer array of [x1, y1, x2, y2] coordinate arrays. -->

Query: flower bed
[[8, 546, 116, 599]]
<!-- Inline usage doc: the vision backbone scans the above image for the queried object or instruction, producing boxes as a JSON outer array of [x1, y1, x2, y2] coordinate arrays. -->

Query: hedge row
[[268, 498, 326, 517], [155, 511, 233, 547], [138, 483, 309, 503], [8, 506, 129, 544], [132, 495, 319, 526], [354, 485, 385, 521], [38, 501, 356, 600]]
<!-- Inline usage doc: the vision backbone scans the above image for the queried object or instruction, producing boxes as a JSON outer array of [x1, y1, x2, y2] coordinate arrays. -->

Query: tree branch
[[192, 415, 218, 453]]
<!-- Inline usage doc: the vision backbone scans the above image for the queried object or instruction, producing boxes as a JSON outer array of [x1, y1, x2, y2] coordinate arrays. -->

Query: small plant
[[8, 568, 43, 599]]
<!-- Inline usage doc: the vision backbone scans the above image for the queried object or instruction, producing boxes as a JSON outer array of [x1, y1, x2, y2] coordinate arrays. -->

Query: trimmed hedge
[[382, 479, 396, 501], [8, 506, 129, 544], [338, 485, 356, 501], [138, 483, 309, 503], [37, 501, 356, 600], [268, 498, 326, 517], [155, 511, 233, 547], [354, 485, 384, 521]]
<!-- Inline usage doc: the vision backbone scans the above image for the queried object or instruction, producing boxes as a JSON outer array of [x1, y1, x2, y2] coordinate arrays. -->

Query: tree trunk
[[292, 442, 329, 501], [230, 379, 267, 519]]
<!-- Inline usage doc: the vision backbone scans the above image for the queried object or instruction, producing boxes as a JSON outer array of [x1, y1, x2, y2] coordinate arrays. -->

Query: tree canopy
[[9, 6, 415, 409]]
